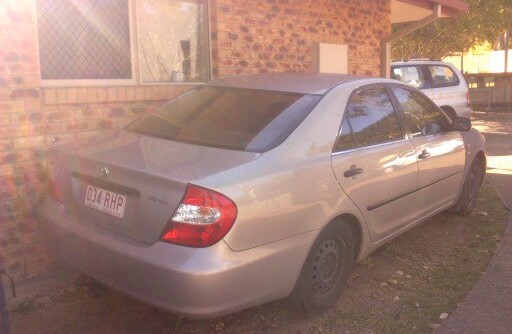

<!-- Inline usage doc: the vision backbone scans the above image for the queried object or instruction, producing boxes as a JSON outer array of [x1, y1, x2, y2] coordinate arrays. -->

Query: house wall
[[0, 0, 390, 280], [210, 0, 391, 77], [0, 1, 190, 279]]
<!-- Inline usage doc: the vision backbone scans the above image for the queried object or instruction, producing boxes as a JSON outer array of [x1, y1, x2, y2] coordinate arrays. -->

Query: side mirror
[[452, 117, 472, 132]]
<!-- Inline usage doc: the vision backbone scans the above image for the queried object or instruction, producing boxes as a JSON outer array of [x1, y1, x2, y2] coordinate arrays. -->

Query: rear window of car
[[126, 86, 321, 152]]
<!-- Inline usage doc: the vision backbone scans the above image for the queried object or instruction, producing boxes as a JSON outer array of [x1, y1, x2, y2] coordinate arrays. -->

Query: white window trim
[[37, 0, 212, 87]]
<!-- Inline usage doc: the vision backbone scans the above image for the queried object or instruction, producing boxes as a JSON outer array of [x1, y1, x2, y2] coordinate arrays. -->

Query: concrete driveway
[[473, 112, 512, 210], [438, 111, 512, 334]]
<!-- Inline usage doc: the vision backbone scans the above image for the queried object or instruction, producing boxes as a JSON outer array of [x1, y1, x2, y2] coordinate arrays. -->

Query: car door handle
[[344, 166, 364, 178], [418, 149, 431, 160]]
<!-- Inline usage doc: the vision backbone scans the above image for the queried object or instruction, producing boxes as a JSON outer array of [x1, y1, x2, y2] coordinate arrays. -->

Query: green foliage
[[393, 0, 512, 60]]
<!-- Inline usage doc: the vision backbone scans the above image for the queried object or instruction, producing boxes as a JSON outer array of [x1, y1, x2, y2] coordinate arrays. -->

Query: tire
[[289, 222, 355, 313], [453, 157, 485, 216]]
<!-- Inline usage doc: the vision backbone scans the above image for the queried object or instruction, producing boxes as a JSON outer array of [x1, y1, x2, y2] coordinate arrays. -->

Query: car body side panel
[[460, 128, 487, 182], [410, 132, 466, 215], [332, 141, 420, 242]]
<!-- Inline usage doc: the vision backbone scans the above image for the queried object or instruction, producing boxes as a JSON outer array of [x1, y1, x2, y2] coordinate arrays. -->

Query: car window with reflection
[[345, 87, 403, 148], [429, 66, 458, 87], [334, 118, 356, 152], [392, 66, 426, 89], [392, 87, 450, 137], [126, 86, 321, 152]]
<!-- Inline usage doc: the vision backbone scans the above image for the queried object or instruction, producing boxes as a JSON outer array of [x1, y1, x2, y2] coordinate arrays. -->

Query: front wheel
[[289, 222, 354, 313], [453, 157, 485, 216]]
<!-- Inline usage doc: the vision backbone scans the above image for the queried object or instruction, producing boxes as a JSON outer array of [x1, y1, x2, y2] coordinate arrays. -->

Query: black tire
[[453, 157, 485, 216], [289, 222, 354, 313]]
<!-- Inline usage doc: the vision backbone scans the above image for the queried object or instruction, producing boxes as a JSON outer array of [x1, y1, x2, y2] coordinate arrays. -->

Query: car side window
[[429, 66, 459, 87], [337, 87, 402, 150], [391, 66, 426, 89], [392, 87, 450, 137], [334, 118, 356, 152]]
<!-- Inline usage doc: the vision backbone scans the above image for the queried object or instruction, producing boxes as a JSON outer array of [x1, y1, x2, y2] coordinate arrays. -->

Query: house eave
[[391, 0, 469, 24]]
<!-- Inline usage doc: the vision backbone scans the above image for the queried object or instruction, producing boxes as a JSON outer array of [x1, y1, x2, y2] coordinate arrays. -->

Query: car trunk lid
[[50, 130, 260, 244]]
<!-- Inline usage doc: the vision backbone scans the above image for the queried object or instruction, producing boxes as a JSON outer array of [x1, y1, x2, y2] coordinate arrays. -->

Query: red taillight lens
[[467, 91, 471, 107], [48, 164, 63, 203], [161, 185, 237, 248]]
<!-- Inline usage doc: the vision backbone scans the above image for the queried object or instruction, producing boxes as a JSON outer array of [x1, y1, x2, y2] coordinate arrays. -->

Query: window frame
[[332, 84, 407, 154], [35, 0, 212, 87], [387, 83, 454, 139]]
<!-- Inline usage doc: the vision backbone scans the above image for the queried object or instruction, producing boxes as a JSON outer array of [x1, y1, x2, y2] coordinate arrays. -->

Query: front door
[[331, 86, 419, 242], [390, 86, 466, 217]]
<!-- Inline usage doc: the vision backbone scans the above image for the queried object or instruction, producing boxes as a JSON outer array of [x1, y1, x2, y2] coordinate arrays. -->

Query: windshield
[[126, 86, 321, 152]]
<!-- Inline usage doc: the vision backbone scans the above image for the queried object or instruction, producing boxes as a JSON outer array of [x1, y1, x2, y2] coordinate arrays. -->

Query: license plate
[[85, 185, 127, 218]]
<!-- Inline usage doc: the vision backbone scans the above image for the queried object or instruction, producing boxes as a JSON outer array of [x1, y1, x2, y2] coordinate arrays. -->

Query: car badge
[[96, 165, 111, 178]]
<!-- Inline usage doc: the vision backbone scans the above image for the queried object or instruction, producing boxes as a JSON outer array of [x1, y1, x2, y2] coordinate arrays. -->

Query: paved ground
[[437, 112, 512, 334]]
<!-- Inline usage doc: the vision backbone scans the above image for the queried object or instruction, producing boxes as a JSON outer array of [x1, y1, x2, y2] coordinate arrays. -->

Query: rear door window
[[126, 86, 321, 152], [391, 66, 426, 89], [392, 86, 450, 137], [339, 87, 403, 150], [428, 66, 459, 87], [334, 118, 356, 152]]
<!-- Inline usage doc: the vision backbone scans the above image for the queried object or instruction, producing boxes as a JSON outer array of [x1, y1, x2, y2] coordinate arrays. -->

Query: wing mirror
[[451, 117, 471, 132]]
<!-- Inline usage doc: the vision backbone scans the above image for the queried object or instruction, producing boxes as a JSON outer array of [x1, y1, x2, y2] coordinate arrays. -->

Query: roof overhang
[[391, 0, 469, 23]]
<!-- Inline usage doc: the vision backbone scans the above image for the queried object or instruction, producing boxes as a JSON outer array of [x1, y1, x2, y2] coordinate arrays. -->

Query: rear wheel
[[289, 222, 354, 313], [454, 157, 485, 216]]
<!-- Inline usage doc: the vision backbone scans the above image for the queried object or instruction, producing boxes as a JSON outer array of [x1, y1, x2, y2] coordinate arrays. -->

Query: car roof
[[210, 73, 370, 95], [391, 60, 452, 66]]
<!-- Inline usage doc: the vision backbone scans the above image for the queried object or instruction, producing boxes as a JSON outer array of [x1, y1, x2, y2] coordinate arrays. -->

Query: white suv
[[391, 60, 472, 119]]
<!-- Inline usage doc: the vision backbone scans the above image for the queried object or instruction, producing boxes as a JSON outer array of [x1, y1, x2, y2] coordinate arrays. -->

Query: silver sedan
[[38, 74, 486, 318]]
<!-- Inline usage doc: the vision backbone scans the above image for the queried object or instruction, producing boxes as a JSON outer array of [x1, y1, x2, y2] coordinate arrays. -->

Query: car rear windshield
[[126, 86, 321, 152]]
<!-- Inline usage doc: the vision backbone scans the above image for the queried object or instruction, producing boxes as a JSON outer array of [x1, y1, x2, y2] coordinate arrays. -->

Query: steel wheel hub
[[311, 239, 342, 295]]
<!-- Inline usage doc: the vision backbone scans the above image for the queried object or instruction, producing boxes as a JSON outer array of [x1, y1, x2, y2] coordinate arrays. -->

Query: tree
[[393, 0, 512, 60]]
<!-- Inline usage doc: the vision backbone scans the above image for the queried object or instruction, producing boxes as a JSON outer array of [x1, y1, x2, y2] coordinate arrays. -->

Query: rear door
[[331, 85, 419, 242], [390, 85, 465, 216], [426, 64, 467, 117]]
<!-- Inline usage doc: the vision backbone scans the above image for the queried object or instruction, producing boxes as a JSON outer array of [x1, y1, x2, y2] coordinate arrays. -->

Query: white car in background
[[391, 60, 472, 119]]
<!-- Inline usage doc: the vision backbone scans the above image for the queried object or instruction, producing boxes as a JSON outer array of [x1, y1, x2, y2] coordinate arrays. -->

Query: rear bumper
[[37, 198, 316, 318]]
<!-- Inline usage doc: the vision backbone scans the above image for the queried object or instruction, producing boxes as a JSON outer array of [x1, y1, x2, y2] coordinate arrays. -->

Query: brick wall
[[1, 0, 391, 280], [0, 1, 189, 279], [211, 0, 390, 77]]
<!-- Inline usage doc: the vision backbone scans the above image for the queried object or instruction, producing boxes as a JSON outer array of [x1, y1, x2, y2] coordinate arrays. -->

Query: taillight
[[48, 164, 63, 203], [161, 184, 237, 248], [467, 91, 471, 107]]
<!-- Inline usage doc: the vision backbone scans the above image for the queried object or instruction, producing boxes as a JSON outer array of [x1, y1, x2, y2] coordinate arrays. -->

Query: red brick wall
[[1, 0, 391, 280], [210, 0, 390, 77], [0, 1, 188, 279]]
